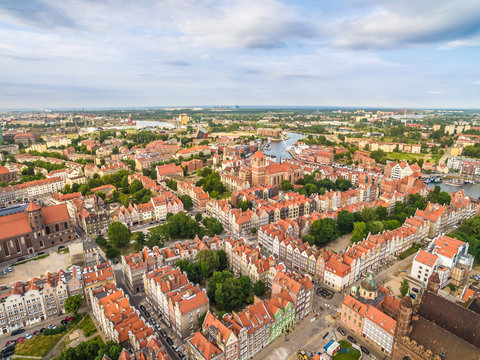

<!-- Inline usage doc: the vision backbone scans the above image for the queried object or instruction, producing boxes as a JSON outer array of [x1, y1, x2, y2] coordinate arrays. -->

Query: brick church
[[391, 271, 480, 360], [250, 151, 302, 187], [0, 201, 75, 263]]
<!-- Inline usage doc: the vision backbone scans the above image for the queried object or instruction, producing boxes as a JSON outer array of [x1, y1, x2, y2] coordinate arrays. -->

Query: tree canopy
[[107, 222, 130, 248]]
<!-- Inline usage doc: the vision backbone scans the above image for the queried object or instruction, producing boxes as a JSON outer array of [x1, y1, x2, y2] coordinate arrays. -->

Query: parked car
[[4, 340, 16, 347], [33, 330, 41, 336], [411, 287, 419, 293], [16, 337, 25, 343], [139, 305, 146, 312], [11, 329, 25, 336], [155, 324, 161, 331], [38, 251, 45, 255], [58, 245, 65, 250], [347, 335, 357, 344], [1, 270, 6, 275], [61, 320, 68, 326], [144, 311, 151, 318], [322, 332, 329, 340], [159, 329, 167, 338], [16, 257, 25, 262], [24, 333, 32, 340], [150, 318, 156, 325], [178, 352, 187, 360], [64, 316, 73, 322], [172, 346, 179, 353], [39, 328, 46, 333], [7, 267, 12, 273], [410, 293, 417, 300], [112, 258, 119, 264], [336, 327, 346, 336], [360, 346, 370, 355], [166, 337, 174, 346], [48, 324, 57, 330]]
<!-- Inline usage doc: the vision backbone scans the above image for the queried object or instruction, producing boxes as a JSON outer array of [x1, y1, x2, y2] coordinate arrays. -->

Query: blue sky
[[1, 0, 480, 109]]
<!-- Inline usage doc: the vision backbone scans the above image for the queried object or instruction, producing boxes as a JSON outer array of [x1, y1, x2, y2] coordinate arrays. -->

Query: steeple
[[26, 201, 42, 231], [427, 270, 440, 294]]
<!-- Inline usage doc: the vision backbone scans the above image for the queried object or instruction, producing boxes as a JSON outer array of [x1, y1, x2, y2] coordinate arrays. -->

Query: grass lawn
[[387, 152, 430, 162], [14, 332, 65, 357], [332, 340, 361, 360], [399, 243, 421, 260], [57, 247, 70, 254], [76, 313, 97, 337]]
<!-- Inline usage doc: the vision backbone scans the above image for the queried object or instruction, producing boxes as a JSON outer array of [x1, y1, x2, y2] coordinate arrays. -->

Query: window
[[55, 224, 60, 232]]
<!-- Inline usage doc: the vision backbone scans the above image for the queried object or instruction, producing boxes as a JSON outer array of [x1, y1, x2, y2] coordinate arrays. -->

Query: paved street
[[114, 262, 183, 360]]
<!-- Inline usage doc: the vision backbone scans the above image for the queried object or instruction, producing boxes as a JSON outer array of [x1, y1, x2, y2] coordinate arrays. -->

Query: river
[[263, 132, 303, 161], [426, 183, 480, 199], [263, 132, 480, 199]]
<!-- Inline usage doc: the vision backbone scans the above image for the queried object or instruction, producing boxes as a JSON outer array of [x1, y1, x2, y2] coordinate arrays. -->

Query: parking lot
[[0, 312, 78, 358], [0, 250, 72, 285]]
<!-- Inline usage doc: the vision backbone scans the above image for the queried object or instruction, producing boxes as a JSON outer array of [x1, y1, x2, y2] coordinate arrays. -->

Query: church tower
[[251, 151, 266, 187], [427, 271, 440, 294], [26, 201, 43, 231], [396, 295, 413, 337]]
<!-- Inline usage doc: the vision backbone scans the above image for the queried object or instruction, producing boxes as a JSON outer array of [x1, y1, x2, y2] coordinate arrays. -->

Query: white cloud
[[331, 0, 480, 49], [428, 91, 445, 95], [472, 80, 480, 85]]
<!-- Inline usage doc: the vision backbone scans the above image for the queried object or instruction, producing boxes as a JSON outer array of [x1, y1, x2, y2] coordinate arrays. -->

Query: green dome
[[360, 273, 378, 292], [351, 286, 357, 292]]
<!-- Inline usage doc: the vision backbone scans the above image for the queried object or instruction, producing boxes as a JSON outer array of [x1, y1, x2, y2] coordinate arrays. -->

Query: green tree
[[400, 279, 410, 297], [129, 180, 143, 194], [351, 222, 367, 243], [253, 280, 266, 297], [337, 210, 354, 234], [107, 222, 130, 248], [281, 180, 294, 192], [195, 212, 203, 222], [197, 312, 207, 329], [238, 200, 252, 211], [105, 248, 120, 259], [310, 218, 339, 246], [64, 295, 84, 317], [303, 234, 315, 245], [179, 195, 193, 210], [367, 220, 384, 235], [203, 217, 224, 236], [217, 249, 229, 271]]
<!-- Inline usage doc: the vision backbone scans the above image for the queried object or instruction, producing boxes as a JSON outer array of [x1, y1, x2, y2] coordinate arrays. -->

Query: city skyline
[[1, 0, 480, 109]]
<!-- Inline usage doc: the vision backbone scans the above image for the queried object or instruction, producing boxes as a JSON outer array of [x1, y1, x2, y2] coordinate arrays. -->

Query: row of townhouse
[[0, 267, 83, 334], [187, 272, 311, 360], [207, 192, 314, 236], [177, 181, 210, 209], [206, 200, 268, 236], [223, 237, 281, 289], [220, 173, 251, 193], [222, 235, 314, 322], [415, 192, 478, 238], [135, 192, 184, 223], [143, 265, 209, 339], [90, 283, 157, 352], [0, 177, 65, 206], [310, 184, 378, 212], [122, 237, 224, 296], [230, 185, 278, 208], [323, 216, 429, 291]]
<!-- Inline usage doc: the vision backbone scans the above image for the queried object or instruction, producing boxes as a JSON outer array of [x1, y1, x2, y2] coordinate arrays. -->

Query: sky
[[1, 0, 480, 109]]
